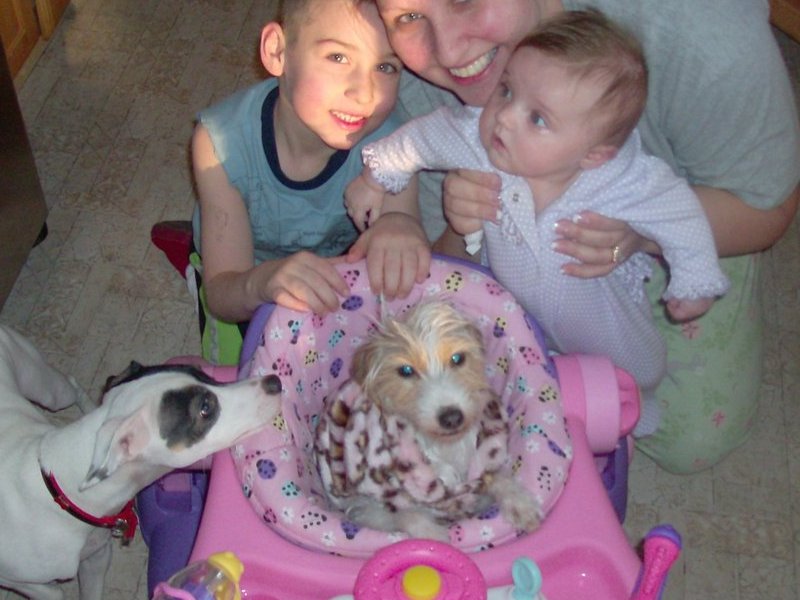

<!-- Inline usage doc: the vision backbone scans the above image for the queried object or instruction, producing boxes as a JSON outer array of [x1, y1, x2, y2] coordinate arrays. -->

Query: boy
[[191, 0, 430, 364], [346, 10, 729, 432]]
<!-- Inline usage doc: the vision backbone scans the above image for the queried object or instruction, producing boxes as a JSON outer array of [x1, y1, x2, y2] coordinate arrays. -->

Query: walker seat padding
[[233, 258, 573, 557]]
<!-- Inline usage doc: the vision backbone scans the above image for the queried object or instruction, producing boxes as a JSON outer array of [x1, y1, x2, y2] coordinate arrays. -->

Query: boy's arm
[[192, 125, 348, 319]]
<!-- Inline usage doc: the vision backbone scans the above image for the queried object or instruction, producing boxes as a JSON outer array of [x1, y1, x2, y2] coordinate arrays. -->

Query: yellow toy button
[[402, 564, 442, 600]]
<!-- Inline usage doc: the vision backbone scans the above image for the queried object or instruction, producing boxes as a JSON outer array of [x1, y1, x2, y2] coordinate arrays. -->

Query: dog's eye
[[398, 364, 415, 378], [199, 398, 213, 419], [451, 353, 466, 367]]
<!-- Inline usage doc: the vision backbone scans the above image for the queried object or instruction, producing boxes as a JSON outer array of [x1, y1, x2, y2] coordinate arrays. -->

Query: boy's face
[[279, 0, 402, 150], [478, 47, 609, 184]]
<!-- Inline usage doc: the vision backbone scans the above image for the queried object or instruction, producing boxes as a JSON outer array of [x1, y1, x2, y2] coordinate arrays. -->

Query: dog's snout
[[437, 406, 464, 431], [262, 374, 282, 395]]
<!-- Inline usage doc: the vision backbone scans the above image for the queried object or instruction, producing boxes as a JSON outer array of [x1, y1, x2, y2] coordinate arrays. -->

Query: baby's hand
[[666, 296, 715, 323], [443, 168, 500, 235], [345, 169, 387, 232]]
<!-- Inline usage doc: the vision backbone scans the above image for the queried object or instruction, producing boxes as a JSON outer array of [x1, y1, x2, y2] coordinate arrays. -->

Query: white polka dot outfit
[[363, 105, 729, 390]]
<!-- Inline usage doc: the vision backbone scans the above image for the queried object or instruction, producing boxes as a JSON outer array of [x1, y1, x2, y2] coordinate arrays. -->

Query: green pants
[[636, 253, 763, 473]]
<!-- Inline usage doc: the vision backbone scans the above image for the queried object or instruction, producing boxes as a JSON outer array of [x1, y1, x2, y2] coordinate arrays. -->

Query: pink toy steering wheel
[[353, 539, 486, 600]]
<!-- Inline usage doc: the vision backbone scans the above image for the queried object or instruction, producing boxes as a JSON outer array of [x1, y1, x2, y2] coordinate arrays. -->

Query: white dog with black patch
[[0, 324, 281, 600]]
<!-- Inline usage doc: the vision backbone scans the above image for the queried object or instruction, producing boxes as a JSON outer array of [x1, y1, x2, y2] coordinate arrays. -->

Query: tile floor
[[1, 1, 798, 599]]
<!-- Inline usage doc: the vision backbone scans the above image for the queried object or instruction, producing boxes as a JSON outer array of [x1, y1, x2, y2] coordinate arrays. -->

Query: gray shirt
[[397, 0, 800, 240]]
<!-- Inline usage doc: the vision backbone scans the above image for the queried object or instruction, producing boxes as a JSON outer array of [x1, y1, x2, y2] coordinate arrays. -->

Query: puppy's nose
[[438, 407, 464, 431], [262, 374, 282, 395]]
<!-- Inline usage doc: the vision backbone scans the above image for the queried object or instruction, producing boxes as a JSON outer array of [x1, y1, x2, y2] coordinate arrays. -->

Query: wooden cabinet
[[35, 0, 69, 39], [0, 0, 70, 78], [0, 0, 40, 78], [771, 0, 800, 42], [0, 42, 47, 310]]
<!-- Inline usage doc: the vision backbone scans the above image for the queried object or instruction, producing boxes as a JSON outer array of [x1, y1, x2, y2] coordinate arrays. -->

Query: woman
[[372, 0, 800, 473]]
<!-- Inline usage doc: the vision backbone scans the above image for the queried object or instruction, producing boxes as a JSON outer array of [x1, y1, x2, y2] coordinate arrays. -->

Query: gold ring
[[611, 244, 622, 264]]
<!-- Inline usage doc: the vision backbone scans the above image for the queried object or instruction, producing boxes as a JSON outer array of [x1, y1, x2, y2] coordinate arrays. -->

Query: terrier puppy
[[315, 300, 540, 541]]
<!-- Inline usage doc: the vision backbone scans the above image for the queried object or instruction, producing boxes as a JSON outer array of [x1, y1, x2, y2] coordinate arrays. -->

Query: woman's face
[[376, 0, 549, 106]]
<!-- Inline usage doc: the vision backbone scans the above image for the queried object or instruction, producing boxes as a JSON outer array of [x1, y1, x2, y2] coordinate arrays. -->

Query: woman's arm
[[695, 183, 800, 256], [552, 183, 800, 279]]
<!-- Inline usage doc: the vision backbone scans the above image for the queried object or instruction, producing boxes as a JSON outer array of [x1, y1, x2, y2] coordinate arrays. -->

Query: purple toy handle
[[630, 525, 682, 600]]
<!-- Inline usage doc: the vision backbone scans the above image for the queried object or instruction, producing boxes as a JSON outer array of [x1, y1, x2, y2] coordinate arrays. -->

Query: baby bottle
[[152, 551, 243, 600]]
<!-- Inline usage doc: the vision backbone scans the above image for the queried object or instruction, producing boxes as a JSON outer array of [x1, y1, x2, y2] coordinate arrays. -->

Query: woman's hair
[[520, 9, 648, 147]]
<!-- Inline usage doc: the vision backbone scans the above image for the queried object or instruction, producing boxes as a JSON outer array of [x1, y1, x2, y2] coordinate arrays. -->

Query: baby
[[344, 10, 729, 432]]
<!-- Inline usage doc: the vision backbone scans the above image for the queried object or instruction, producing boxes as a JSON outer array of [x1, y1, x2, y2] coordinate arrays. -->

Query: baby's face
[[281, 0, 403, 150], [478, 47, 608, 184]]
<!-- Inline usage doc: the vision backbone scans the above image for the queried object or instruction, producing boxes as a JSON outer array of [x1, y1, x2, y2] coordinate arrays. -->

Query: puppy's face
[[352, 302, 492, 442]]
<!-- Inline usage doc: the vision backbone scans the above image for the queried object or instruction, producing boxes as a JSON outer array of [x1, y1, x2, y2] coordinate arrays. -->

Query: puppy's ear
[[79, 409, 152, 490], [466, 320, 485, 349], [350, 342, 371, 386]]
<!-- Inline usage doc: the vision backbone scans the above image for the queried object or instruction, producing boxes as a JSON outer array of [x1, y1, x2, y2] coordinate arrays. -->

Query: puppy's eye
[[398, 364, 415, 378], [450, 353, 466, 367]]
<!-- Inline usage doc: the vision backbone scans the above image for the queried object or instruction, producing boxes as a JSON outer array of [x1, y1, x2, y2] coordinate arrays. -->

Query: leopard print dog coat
[[314, 379, 511, 523]]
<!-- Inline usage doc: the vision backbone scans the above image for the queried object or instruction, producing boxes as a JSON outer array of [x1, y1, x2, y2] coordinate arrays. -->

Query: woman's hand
[[443, 169, 501, 235], [552, 211, 657, 278]]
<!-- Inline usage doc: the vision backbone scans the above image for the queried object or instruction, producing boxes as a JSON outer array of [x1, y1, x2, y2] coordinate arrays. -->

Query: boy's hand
[[666, 296, 715, 323], [345, 170, 387, 232], [263, 251, 349, 314], [443, 169, 501, 235], [347, 212, 431, 300]]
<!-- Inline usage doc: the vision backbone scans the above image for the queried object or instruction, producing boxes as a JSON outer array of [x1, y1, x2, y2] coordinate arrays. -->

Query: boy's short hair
[[520, 9, 648, 147], [278, 0, 368, 42]]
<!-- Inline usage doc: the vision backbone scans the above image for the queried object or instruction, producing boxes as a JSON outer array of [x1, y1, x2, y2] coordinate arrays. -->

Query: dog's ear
[[350, 340, 374, 386], [102, 361, 144, 394], [79, 409, 152, 490]]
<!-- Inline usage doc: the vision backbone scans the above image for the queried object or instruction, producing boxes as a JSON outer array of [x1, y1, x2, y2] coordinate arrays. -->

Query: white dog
[[315, 301, 540, 541], [0, 324, 282, 600]]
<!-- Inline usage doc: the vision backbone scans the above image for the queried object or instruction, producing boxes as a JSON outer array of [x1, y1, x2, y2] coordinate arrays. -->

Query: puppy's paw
[[500, 494, 541, 532], [490, 475, 541, 532], [397, 511, 450, 542], [344, 499, 395, 532]]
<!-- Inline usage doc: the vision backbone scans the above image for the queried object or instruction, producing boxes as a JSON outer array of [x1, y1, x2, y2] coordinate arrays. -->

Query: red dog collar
[[41, 469, 138, 545]]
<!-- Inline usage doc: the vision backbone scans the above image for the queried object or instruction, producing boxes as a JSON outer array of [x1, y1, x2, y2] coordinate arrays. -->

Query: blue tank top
[[192, 78, 402, 262]]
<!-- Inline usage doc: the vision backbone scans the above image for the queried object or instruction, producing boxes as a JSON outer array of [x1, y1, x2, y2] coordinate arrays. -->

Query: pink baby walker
[[153, 256, 680, 599]]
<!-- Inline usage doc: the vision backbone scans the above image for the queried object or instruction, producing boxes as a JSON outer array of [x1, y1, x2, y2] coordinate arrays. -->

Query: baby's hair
[[520, 9, 648, 148], [277, 0, 370, 42]]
